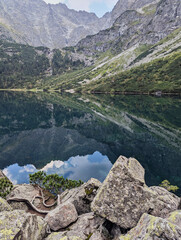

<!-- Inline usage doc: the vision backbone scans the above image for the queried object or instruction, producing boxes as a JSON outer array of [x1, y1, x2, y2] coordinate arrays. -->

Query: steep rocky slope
[[0, 0, 106, 48], [77, 0, 181, 55], [0, 0, 164, 49], [104, 0, 159, 28]]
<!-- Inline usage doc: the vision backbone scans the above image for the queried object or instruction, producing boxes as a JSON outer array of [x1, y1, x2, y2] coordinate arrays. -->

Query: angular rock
[[119, 213, 181, 240], [59, 178, 101, 215], [0, 210, 48, 240], [45, 202, 78, 231], [0, 197, 12, 211], [149, 186, 180, 218], [167, 210, 181, 228], [45, 212, 104, 240], [68, 212, 104, 239], [91, 156, 180, 229]]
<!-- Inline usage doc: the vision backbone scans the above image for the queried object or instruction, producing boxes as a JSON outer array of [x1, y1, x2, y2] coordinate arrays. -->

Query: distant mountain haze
[[0, 0, 162, 48]]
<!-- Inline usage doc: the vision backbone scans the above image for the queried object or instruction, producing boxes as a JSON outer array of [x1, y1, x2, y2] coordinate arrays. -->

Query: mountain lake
[[0, 91, 181, 193]]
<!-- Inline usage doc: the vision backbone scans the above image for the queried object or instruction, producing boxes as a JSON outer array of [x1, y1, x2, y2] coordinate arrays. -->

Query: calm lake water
[[0, 92, 181, 192]]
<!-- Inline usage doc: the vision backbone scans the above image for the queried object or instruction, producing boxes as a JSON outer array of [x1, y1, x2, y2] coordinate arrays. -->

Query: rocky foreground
[[0, 156, 181, 239]]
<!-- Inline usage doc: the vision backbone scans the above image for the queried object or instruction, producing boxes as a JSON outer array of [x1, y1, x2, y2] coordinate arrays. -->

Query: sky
[[43, 0, 118, 17]]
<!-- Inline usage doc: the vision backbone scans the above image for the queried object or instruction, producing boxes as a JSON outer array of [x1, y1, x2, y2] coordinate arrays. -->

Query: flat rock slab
[[91, 156, 180, 229], [119, 213, 181, 240], [0, 210, 48, 240], [6, 184, 40, 203], [45, 202, 78, 231]]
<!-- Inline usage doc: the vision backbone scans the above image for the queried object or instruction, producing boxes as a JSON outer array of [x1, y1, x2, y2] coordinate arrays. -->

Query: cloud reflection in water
[[3, 151, 112, 184]]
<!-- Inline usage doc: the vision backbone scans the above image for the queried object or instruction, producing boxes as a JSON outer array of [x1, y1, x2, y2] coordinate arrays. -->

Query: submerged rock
[[91, 156, 180, 229], [45, 202, 78, 231], [0, 210, 48, 240], [59, 178, 101, 215], [119, 213, 181, 240]]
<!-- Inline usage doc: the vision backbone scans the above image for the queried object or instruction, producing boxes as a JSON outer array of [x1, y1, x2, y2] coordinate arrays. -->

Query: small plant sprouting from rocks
[[0, 178, 13, 198], [159, 180, 179, 193], [29, 171, 84, 195]]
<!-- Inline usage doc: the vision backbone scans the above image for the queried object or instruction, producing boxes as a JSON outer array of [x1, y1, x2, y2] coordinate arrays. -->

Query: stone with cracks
[[167, 210, 181, 228], [0, 197, 12, 211], [149, 186, 180, 218], [6, 184, 40, 203], [45, 212, 104, 240], [91, 156, 180, 229], [59, 178, 101, 215], [6, 184, 57, 214], [45, 202, 78, 231], [0, 210, 48, 240], [119, 213, 181, 240], [8, 200, 29, 211], [45, 233, 83, 240]]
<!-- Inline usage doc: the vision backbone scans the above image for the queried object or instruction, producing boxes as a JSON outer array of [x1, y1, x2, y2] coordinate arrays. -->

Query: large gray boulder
[[59, 178, 101, 215], [45, 212, 105, 240], [119, 213, 181, 240], [0, 197, 12, 211], [0, 210, 48, 240], [6, 184, 40, 203], [6, 184, 56, 214], [45, 202, 78, 231], [91, 156, 180, 229]]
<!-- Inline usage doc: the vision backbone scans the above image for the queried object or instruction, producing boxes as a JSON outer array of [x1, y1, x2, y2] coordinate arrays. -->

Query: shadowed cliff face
[[0, 92, 181, 190]]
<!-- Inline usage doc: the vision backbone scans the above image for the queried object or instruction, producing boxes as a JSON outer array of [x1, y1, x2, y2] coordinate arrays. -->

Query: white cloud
[[43, 0, 118, 16], [44, 0, 66, 4]]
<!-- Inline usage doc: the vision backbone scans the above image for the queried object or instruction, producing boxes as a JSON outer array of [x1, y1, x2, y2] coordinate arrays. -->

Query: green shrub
[[29, 171, 84, 195], [159, 180, 179, 193], [0, 178, 13, 198]]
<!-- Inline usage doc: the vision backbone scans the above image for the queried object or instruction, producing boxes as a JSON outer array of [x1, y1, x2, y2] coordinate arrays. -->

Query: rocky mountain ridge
[[77, 0, 181, 55], [0, 0, 164, 49], [0, 0, 105, 48]]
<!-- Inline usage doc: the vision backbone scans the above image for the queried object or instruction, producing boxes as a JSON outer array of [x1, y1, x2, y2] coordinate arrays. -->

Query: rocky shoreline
[[0, 155, 181, 239]]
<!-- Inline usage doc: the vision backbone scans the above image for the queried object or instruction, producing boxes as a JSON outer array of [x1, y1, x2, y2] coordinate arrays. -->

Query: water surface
[[0, 92, 181, 192]]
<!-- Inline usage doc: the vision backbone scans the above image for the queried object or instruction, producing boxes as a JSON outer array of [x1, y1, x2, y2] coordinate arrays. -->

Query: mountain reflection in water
[[3, 151, 112, 184], [0, 91, 180, 193]]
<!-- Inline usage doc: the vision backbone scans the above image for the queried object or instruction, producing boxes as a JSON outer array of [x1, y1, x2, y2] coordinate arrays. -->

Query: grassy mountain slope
[[0, 0, 180, 93], [0, 41, 84, 89], [37, 28, 181, 94]]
